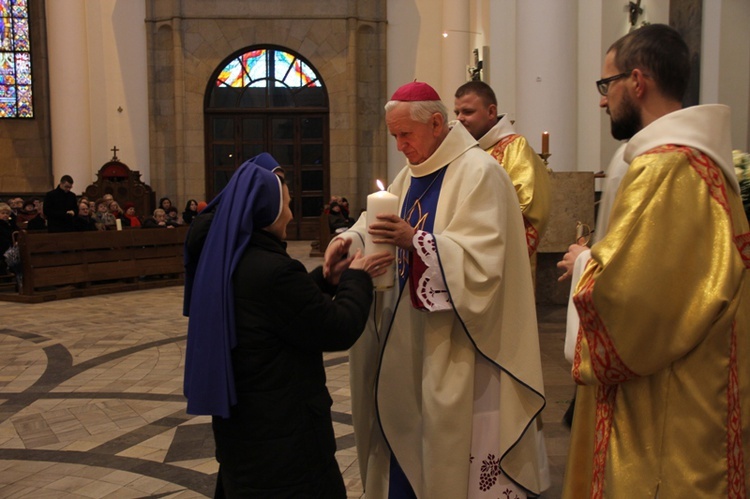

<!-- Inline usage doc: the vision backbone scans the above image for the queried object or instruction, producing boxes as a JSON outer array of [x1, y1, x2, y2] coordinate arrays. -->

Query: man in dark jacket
[[43, 175, 78, 232], [72, 201, 98, 231]]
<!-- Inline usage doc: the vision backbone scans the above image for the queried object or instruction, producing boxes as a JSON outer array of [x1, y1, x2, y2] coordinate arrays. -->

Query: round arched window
[[207, 47, 327, 109]]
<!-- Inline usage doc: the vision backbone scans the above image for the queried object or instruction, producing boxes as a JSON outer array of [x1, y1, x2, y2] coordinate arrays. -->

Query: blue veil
[[183, 153, 283, 417]]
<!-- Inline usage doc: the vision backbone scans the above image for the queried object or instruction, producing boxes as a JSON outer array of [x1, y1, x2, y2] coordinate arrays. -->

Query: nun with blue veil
[[183, 153, 393, 498]]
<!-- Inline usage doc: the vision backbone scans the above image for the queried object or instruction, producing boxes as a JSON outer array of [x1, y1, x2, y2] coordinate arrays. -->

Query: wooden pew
[[0, 227, 189, 303]]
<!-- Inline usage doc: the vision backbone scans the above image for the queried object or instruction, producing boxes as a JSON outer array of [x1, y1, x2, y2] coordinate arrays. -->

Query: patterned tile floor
[[0, 241, 574, 498]]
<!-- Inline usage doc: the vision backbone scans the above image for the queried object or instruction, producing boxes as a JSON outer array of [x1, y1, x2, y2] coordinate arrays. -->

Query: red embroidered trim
[[727, 321, 746, 498], [591, 384, 617, 499], [573, 275, 638, 385], [489, 134, 519, 165], [524, 216, 539, 257], [735, 232, 750, 270], [646, 144, 731, 214]]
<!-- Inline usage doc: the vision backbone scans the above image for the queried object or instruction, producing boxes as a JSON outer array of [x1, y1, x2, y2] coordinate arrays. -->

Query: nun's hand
[[324, 237, 354, 285], [350, 250, 395, 280]]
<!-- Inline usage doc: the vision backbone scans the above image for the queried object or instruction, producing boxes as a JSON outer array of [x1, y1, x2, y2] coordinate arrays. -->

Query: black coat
[[73, 215, 98, 232], [208, 230, 373, 498], [43, 186, 77, 232]]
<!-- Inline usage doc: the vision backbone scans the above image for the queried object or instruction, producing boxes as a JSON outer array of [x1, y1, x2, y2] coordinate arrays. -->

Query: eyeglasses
[[596, 71, 632, 96]]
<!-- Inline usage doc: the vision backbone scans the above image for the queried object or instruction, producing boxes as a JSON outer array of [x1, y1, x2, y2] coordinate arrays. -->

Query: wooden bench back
[[15, 227, 188, 300]]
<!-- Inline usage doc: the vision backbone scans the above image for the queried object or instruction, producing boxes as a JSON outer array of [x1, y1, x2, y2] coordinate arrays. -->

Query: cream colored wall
[[90, 1, 151, 184], [47, 0, 150, 189], [515, 1, 578, 171], [384, 0, 750, 177], [703, 0, 750, 151], [32, 0, 750, 209], [385, 0, 443, 180]]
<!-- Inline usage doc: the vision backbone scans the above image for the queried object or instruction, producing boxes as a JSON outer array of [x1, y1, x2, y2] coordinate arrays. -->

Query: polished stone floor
[[0, 241, 574, 498]]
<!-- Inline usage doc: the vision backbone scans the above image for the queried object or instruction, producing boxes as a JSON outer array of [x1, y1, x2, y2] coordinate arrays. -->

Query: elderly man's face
[[386, 102, 444, 165]]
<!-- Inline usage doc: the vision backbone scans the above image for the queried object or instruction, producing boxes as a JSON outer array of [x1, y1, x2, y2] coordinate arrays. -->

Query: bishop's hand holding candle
[[364, 180, 400, 290], [322, 179, 396, 289]]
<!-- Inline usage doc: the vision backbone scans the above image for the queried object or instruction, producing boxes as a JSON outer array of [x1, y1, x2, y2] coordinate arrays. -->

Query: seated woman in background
[[26, 201, 46, 231], [166, 207, 183, 226], [93, 198, 116, 230], [182, 199, 199, 225], [183, 153, 393, 498], [123, 203, 141, 228], [108, 200, 130, 227], [15, 199, 38, 229], [142, 208, 174, 229], [159, 197, 173, 214]]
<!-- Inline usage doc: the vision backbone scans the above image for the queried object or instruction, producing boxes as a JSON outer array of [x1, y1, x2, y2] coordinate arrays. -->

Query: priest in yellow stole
[[453, 81, 551, 262]]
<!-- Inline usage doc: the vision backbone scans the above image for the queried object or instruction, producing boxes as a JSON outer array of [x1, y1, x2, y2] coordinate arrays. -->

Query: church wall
[[96, 1, 151, 185], [145, 0, 387, 214], [44, 1, 150, 196], [715, 0, 750, 151], [0, 0, 51, 194]]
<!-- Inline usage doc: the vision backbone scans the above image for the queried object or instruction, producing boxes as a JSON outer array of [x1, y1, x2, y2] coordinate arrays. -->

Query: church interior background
[[1, 0, 747, 237], [0, 0, 748, 496]]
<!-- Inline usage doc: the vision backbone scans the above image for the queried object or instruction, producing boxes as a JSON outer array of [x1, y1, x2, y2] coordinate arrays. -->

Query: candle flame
[[376, 179, 385, 191]]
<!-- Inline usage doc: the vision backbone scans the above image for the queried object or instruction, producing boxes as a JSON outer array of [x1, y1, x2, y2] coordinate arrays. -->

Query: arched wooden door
[[204, 46, 329, 240]]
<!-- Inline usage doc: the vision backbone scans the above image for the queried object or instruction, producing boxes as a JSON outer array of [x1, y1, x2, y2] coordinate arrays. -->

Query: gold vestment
[[564, 141, 750, 498]]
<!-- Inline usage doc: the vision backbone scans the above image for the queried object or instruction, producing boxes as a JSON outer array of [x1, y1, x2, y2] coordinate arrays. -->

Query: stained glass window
[[0, 0, 32, 118], [209, 47, 325, 109]]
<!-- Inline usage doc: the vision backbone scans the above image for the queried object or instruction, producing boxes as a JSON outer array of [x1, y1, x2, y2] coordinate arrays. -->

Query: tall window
[[205, 46, 329, 240], [0, 0, 32, 118]]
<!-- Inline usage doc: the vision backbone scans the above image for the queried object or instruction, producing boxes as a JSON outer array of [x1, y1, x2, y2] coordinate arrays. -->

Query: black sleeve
[[271, 262, 373, 352], [308, 265, 338, 296]]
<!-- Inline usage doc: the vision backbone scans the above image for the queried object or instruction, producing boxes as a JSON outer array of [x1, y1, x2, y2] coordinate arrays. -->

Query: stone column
[[516, 1, 577, 171], [441, 0, 470, 105], [46, 0, 92, 191]]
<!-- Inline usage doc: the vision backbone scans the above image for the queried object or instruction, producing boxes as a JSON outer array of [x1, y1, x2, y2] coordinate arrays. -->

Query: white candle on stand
[[365, 180, 399, 290]]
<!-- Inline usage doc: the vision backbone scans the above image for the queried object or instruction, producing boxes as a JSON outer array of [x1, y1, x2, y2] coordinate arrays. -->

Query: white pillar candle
[[365, 180, 399, 290], [115, 218, 123, 231]]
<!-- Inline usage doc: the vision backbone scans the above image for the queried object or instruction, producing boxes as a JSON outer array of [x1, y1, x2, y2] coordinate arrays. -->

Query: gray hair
[[385, 99, 448, 123]]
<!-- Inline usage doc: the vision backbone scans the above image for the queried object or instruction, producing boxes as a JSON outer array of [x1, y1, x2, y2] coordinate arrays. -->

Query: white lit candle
[[365, 180, 399, 290]]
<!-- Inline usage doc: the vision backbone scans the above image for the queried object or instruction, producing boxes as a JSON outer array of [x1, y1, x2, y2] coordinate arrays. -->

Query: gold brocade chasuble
[[563, 105, 750, 499], [338, 124, 547, 498], [477, 114, 551, 257]]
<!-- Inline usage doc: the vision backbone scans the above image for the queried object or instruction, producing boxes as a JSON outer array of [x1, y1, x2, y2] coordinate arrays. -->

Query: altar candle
[[115, 219, 123, 231], [542, 131, 550, 155], [365, 180, 399, 290]]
